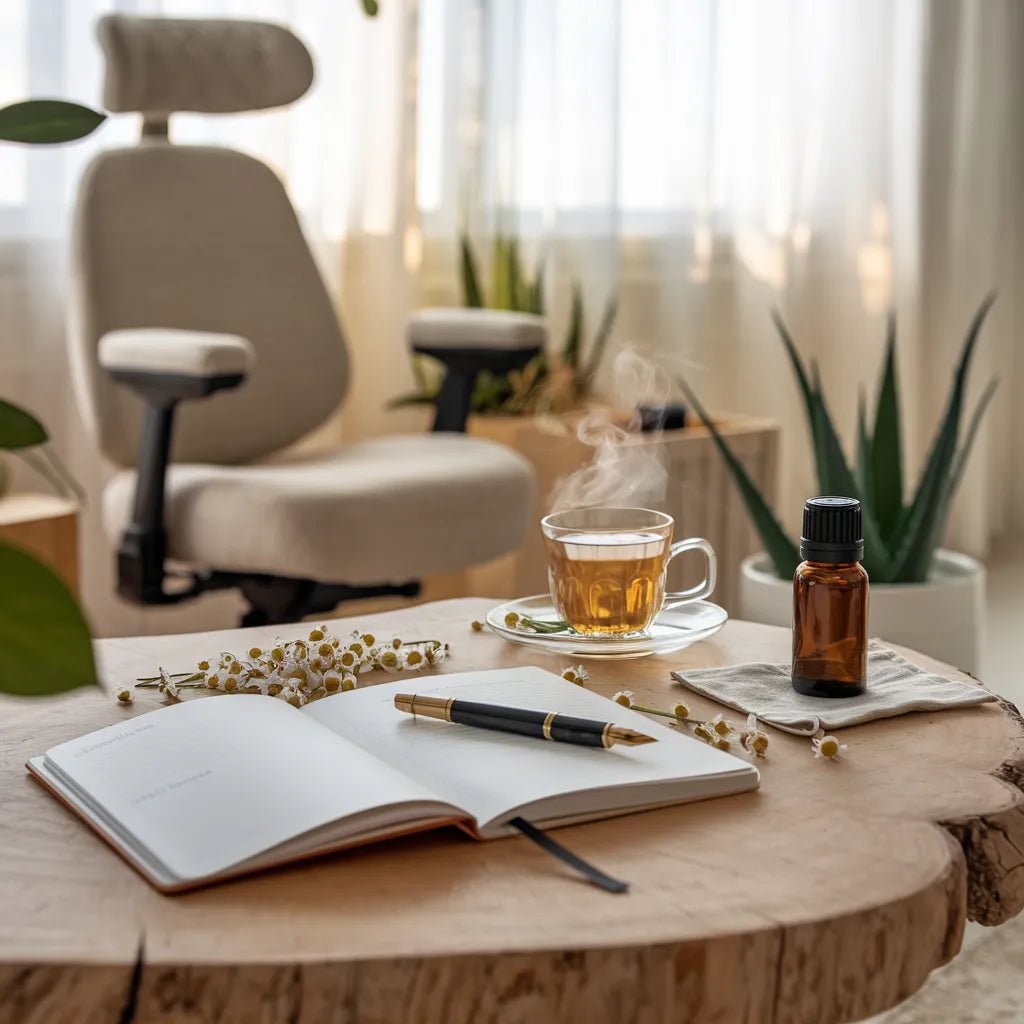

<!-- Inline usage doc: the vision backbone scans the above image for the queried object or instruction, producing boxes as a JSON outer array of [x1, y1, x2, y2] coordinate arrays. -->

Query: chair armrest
[[407, 309, 546, 431], [408, 308, 546, 354], [99, 329, 254, 400], [99, 329, 253, 605]]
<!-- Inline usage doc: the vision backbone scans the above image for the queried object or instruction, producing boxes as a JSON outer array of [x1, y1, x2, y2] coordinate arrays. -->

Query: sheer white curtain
[[2, 0, 1021, 635], [416, 0, 1024, 550], [0, 0, 415, 635]]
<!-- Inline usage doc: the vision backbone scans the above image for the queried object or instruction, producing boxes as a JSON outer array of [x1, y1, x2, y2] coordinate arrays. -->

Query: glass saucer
[[486, 595, 728, 660]]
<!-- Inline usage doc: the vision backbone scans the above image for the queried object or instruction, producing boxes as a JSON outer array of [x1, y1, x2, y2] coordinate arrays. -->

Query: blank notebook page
[[303, 667, 756, 831]]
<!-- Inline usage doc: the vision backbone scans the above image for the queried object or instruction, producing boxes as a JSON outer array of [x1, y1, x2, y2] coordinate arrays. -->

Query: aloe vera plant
[[676, 294, 998, 584], [394, 233, 617, 415]]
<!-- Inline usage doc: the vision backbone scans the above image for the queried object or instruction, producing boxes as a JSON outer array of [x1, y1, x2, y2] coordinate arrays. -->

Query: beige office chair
[[69, 15, 539, 625]]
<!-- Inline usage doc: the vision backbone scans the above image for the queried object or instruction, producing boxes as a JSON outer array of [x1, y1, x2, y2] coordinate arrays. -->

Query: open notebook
[[28, 666, 759, 892]]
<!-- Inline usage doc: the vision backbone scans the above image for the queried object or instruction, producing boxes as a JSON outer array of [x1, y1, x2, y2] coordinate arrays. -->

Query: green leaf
[[561, 283, 584, 369], [0, 542, 97, 696], [0, 100, 105, 144], [771, 312, 830, 492], [0, 397, 47, 448], [807, 361, 892, 579], [582, 294, 618, 386], [459, 234, 484, 308], [676, 376, 800, 578], [507, 237, 525, 311], [387, 392, 439, 409], [888, 293, 995, 582], [870, 312, 903, 541], [856, 387, 874, 505], [526, 252, 546, 315], [947, 378, 998, 498], [490, 237, 511, 309]]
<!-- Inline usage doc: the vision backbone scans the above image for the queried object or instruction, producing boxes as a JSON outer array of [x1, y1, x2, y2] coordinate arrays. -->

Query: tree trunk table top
[[2, 598, 1022, 1024]]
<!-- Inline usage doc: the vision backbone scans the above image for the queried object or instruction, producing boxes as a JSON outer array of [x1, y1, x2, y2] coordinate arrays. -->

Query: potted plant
[[0, 99, 105, 698], [393, 234, 618, 417], [677, 296, 997, 673]]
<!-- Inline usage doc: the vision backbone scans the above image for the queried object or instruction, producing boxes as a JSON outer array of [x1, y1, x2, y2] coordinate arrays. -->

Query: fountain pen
[[393, 693, 656, 748]]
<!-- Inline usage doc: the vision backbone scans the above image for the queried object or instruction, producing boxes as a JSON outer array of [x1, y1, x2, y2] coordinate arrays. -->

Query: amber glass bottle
[[792, 496, 869, 697]]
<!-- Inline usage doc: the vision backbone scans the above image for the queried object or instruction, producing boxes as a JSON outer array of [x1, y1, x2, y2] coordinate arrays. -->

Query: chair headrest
[[97, 15, 314, 117]]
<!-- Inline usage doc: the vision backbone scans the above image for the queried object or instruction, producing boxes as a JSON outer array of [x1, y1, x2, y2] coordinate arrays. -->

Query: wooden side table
[[0, 492, 80, 595], [1, 598, 1021, 1023]]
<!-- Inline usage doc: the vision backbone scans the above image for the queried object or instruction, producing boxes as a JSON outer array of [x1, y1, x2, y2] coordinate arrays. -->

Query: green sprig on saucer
[[503, 611, 571, 634]]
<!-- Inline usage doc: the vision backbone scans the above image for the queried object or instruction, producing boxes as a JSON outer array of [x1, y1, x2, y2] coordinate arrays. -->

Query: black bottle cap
[[800, 496, 864, 563]]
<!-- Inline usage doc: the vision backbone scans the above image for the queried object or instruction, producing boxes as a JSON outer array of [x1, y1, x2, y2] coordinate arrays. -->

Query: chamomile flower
[[612, 689, 634, 708], [673, 701, 691, 720], [561, 665, 589, 686], [812, 731, 846, 761]]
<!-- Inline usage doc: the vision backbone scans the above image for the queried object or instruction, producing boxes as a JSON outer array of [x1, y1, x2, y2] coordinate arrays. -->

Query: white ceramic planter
[[738, 550, 986, 674]]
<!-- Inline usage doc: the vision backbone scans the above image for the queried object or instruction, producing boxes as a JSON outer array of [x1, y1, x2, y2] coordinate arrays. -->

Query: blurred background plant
[[393, 234, 617, 416], [0, 99, 104, 697], [677, 294, 998, 584]]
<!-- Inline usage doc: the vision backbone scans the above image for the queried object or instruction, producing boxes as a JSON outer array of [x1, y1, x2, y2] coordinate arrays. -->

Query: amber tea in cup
[[541, 508, 717, 636]]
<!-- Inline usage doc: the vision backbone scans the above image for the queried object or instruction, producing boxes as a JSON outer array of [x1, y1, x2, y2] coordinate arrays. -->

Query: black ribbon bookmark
[[509, 817, 629, 894]]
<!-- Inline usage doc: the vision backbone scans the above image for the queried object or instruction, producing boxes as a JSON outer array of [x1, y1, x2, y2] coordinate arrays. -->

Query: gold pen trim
[[602, 722, 613, 748], [542, 712, 556, 740]]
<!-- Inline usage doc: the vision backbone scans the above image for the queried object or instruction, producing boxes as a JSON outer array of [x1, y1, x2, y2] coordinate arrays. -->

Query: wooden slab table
[[2, 598, 1022, 1024]]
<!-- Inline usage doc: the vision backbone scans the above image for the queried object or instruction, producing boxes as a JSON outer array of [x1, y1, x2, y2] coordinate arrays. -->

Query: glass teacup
[[541, 507, 717, 636]]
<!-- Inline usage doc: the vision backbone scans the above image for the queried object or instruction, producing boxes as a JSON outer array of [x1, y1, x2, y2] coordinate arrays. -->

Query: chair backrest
[[69, 15, 348, 467]]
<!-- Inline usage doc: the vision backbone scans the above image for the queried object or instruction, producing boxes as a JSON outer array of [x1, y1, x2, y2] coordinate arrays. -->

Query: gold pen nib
[[608, 727, 657, 747]]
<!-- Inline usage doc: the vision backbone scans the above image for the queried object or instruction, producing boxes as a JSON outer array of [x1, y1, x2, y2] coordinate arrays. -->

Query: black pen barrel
[[448, 699, 607, 747]]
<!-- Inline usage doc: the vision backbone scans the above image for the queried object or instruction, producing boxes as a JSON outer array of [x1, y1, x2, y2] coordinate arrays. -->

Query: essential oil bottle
[[792, 496, 869, 697]]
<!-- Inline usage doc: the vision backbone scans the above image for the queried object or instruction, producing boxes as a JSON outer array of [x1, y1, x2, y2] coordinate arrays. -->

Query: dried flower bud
[[323, 673, 341, 693], [390, 636, 403, 650], [405, 650, 424, 668], [223, 678, 238, 692], [248, 647, 263, 659], [471, 620, 484, 632], [361, 633, 375, 647], [267, 682, 284, 697], [229, 662, 243, 676], [340, 673, 358, 691], [711, 714, 734, 737], [693, 723, 714, 744], [504, 611, 520, 628], [116, 687, 134, 705], [308, 628, 325, 642], [378, 650, 399, 670], [198, 660, 211, 672], [206, 674, 220, 689]]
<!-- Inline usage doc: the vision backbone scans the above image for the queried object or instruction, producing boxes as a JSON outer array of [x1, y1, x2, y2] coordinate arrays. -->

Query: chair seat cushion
[[408, 308, 547, 350], [103, 434, 534, 584]]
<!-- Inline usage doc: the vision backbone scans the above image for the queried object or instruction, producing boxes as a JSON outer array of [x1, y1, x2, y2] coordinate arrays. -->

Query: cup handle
[[664, 537, 717, 606]]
